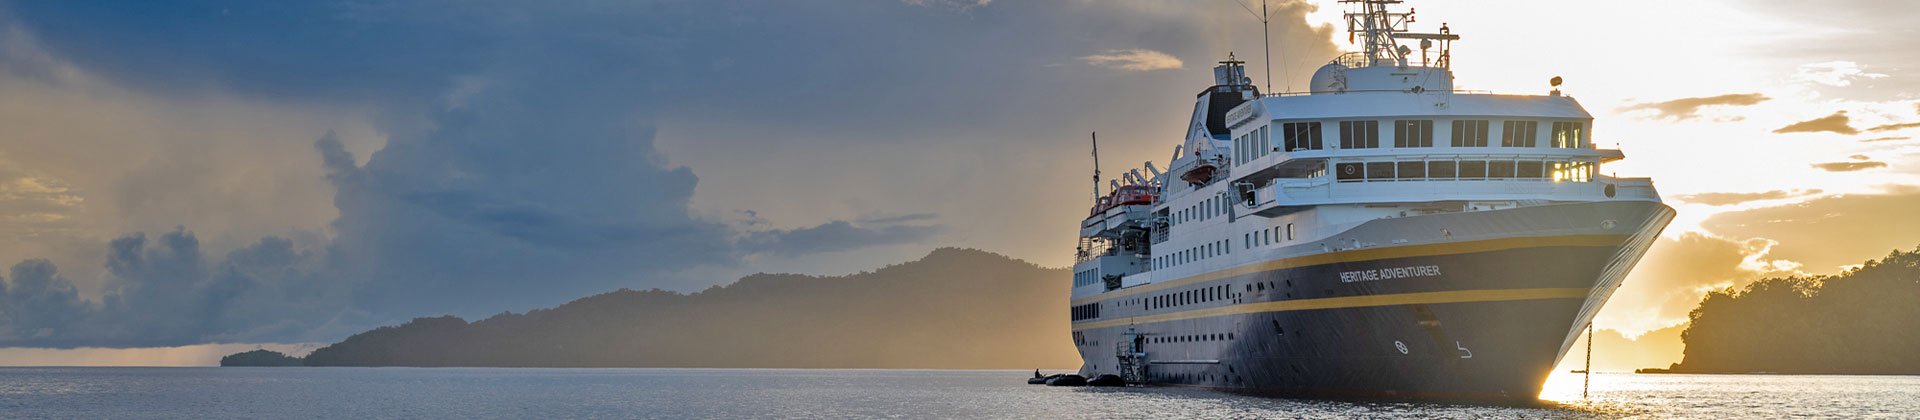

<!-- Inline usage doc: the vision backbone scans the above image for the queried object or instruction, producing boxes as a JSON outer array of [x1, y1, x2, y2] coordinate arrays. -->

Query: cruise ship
[[1068, 0, 1673, 401]]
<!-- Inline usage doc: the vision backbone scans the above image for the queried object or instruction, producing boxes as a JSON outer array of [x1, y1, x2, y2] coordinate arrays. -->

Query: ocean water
[[0, 368, 1915, 419]]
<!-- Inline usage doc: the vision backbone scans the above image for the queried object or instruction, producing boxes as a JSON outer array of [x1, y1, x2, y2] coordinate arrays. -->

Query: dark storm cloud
[[1620, 93, 1769, 120], [0, 260, 90, 342], [0, 0, 1336, 347], [1775, 111, 1860, 135], [0, 0, 966, 346], [0, 228, 349, 347]]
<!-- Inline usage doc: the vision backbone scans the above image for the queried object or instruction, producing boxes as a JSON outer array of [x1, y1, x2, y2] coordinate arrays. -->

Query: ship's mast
[[1342, 0, 1414, 67], [1340, 0, 1458, 69], [1090, 132, 1102, 204], [1232, 0, 1278, 94]]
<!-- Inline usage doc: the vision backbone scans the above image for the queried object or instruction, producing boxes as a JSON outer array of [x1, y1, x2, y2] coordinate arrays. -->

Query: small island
[[219, 349, 305, 367], [1649, 247, 1920, 375]]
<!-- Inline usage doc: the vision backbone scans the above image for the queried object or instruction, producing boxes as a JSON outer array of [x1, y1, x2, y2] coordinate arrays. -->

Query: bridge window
[[1554, 160, 1596, 182], [1393, 120, 1434, 148], [1459, 160, 1488, 179], [1489, 160, 1516, 178], [1366, 162, 1395, 179], [1335, 162, 1363, 181], [1340, 120, 1380, 149], [1501, 120, 1538, 147], [1286, 223, 1295, 240], [1451, 120, 1489, 147], [1256, 125, 1271, 158], [1551, 121, 1585, 148], [1235, 134, 1246, 163], [1397, 161, 1426, 180], [1517, 160, 1545, 178], [1428, 160, 1457, 179], [1283, 122, 1323, 152]]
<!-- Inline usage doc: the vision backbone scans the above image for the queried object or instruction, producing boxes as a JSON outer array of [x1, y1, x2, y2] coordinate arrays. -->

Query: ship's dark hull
[[1070, 201, 1672, 401]]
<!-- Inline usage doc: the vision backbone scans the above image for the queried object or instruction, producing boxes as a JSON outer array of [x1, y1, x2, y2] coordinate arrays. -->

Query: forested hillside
[[291, 248, 1081, 369], [1664, 247, 1920, 374]]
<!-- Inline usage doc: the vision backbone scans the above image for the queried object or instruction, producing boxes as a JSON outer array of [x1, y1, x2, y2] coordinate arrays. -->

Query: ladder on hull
[[1115, 328, 1150, 384]]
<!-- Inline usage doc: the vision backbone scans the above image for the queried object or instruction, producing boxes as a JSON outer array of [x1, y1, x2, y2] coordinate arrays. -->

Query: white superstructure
[[1072, 1, 1657, 301]]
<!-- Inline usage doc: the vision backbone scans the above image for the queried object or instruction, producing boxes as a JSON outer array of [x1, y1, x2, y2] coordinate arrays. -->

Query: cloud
[[0, 0, 1339, 348], [1080, 49, 1184, 71], [1868, 122, 1920, 132], [1774, 111, 1860, 135], [858, 213, 940, 224], [1599, 233, 1783, 335], [1862, 136, 1911, 143], [0, 167, 84, 233], [0, 259, 92, 342], [1792, 61, 1889, 87], [1736, 3, 1918, 101], [1702, 192, 1920, 273], [1621, 93, 1769, 120], [1673, 189, 1821, 206], [0, 227, 357, 348], [740, 220, 941, 257], [1810, 161, 1887, 172]]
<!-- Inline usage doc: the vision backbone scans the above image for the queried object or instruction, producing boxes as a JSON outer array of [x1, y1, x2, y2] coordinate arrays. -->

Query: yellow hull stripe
[[1071, 287, 1593, 331], [1071, 234, 1628, 306]]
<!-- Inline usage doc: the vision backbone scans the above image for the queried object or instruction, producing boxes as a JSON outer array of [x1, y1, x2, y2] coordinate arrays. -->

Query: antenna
[[1091, 132, 1102, 203], [1233, 0, 1277, 94]]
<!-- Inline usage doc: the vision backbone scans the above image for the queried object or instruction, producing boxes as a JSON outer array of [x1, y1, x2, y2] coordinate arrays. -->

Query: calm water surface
[[0, 368, 1915, 419]]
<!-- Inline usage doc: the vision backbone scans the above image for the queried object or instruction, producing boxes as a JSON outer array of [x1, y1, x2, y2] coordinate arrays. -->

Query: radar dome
[[1309, 62, 1349, 94]]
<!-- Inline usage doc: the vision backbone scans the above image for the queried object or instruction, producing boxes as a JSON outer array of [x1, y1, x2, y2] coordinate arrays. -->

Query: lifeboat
[[1180, 162, 1217, 185], [1089, 185, 1160, 215]]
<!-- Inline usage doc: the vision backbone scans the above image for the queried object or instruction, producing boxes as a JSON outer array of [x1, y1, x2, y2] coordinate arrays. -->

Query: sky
[[0, 0, 1916, 363]]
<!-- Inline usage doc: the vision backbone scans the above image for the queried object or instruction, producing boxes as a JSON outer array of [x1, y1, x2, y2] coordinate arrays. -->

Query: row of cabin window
[[1152, 239, 1230, 271], [1265, 120, 1586, 153], [1245, 223, 1297, 249], [1144, 284, 1232, 311], [1073, 269, 1100, 288], [1171, 195, 1233, 227], [1333, 160, 1599, 182], [1150, 332, 1233, 344], [1070, 303, 1101, 321]]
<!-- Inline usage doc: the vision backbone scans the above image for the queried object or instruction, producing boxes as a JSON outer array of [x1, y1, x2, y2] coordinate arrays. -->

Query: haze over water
[[2, 368, 1914, 418]]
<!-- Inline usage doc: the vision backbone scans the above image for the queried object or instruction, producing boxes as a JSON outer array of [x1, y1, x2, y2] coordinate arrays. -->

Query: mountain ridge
[[238, 247, 1081, 368]]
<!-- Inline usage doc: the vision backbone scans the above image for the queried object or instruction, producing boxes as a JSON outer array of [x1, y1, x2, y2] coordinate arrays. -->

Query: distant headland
[[220, 349, 304, 367]]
